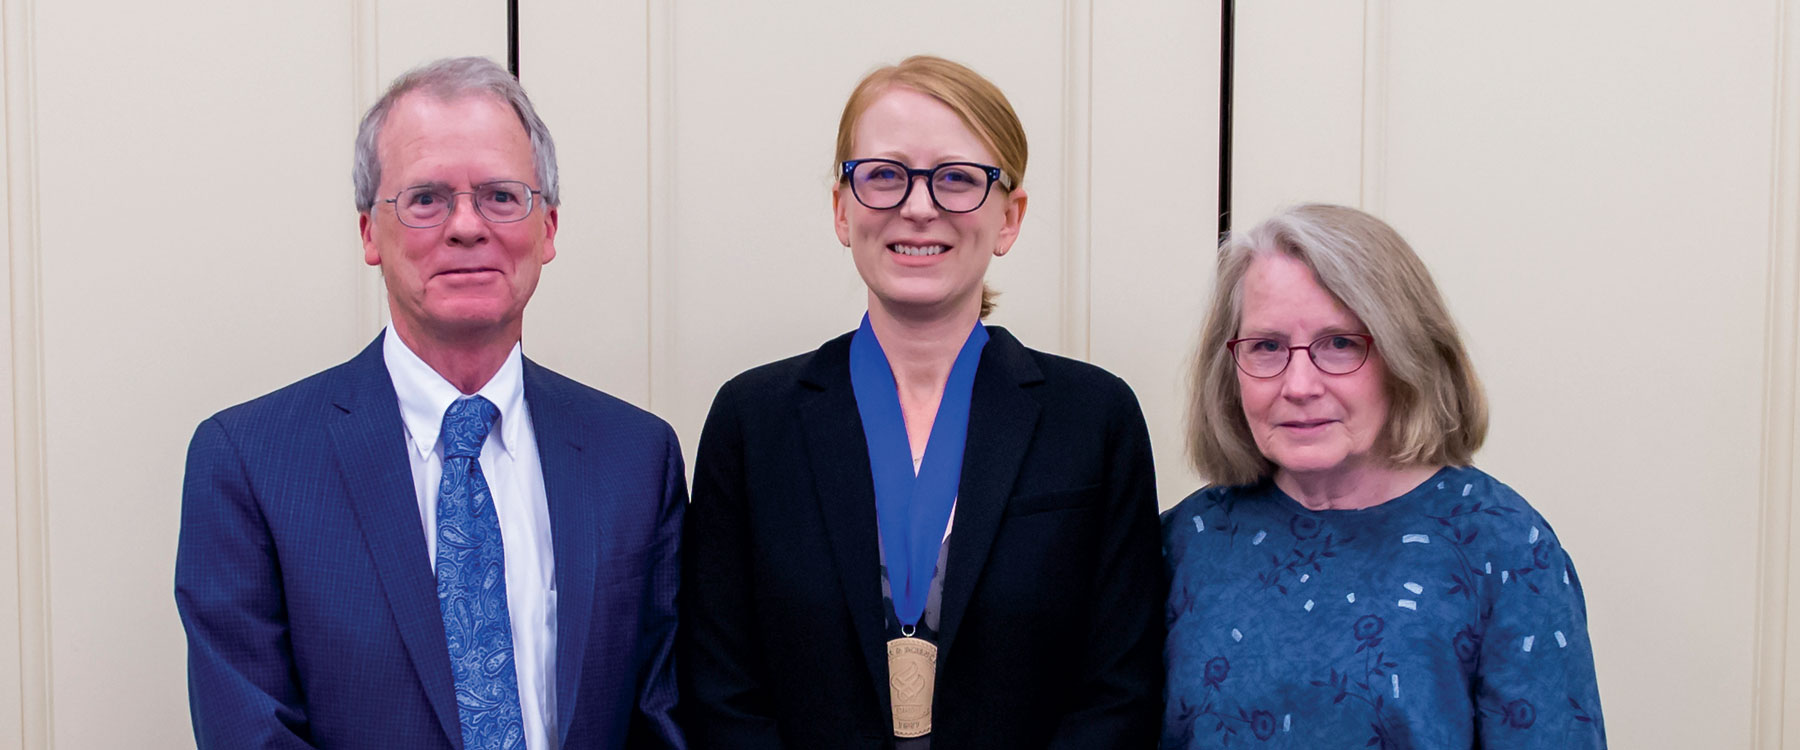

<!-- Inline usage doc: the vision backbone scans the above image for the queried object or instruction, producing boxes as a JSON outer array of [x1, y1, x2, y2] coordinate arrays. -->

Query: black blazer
[[680, 327, 1164, 749]]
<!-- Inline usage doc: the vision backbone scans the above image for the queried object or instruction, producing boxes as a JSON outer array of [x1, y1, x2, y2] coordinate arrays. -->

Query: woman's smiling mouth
[[888, 243, 948, 257]]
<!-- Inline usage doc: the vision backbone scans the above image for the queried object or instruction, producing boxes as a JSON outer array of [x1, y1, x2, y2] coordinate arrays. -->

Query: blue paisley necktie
[[435, 396, 525, 750]]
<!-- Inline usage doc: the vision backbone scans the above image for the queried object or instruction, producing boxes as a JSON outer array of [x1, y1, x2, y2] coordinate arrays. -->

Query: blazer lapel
[[327, 334, 463, 747], [796, 334, 895, 713], [522, 360, 600, 746], [935, 328, 1042, 664]]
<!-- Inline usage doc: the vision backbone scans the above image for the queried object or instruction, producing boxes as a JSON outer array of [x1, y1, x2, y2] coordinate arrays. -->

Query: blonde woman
[[681, 56, 1163, 749]]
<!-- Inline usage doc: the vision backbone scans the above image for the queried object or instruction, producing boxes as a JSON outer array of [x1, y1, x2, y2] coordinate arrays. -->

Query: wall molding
[[1755, 1, 1800, 747], [645, 0, 674, 411], [1059, 0, 1092, 359], [2, 0, 49, 745], [351, 0, 387, 341], [1356, 0, 1388, 215]]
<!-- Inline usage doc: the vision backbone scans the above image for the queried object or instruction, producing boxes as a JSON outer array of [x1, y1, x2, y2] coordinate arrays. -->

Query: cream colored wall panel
[[1773, 3, 1800, 747], [31, 2, 365, 746], [375, 0, 507, 81], [1369, 6, 1777, 749], [1, 187, 22, 750], [516, 2, 652, 406], [1230, 1, 1365, 225], [1780, 221, 1800, 748], [4, 1, 45, 745], [659, 0, 1070, 458], [1088, 0, 1219, 508], [1, 1, 26, 744], [1234, 3, 1783, 747], [1057, 0, 1091, 361]]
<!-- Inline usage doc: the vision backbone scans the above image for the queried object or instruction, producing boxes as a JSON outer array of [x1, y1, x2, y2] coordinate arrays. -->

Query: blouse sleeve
[[1471, 518, 1607, 749]]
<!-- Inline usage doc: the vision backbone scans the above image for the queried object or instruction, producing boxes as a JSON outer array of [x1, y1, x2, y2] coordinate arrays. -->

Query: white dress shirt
[[384, 327, 559, 750]]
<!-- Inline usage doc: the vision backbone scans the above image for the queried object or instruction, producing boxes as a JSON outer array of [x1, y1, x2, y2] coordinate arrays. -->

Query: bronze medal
[[886, 636, 937, 738]]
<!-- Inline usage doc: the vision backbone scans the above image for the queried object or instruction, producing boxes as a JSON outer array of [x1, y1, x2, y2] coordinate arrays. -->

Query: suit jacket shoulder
[[523, 356, 678, 445], [204, 352, 360, 426], [192, 341, 392, 490], [719, 332, 848, 395], [988, 326, 1139, 406]]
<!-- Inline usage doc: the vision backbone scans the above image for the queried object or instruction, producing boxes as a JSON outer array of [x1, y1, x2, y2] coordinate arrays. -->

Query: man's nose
[[443, 193, 489, 245]]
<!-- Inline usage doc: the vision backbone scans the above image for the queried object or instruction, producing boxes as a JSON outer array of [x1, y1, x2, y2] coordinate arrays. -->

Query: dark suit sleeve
[[679, 382, 786, 749], [1047, 384, 1166, 749], [174, 417, 318, 749], [630, 424, 689, 749]]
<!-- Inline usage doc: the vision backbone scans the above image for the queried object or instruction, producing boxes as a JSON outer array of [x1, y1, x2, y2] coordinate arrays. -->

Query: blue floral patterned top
[[1161, 466, 1605, 749]]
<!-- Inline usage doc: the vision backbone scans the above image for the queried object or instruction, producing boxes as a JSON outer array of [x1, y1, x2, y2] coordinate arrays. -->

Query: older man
[[175, 57, 684, 749]]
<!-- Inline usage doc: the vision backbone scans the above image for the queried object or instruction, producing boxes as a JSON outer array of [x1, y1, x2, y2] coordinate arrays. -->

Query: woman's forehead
[[851, 88, 994, 165], [1237, 254, 1362, 334]]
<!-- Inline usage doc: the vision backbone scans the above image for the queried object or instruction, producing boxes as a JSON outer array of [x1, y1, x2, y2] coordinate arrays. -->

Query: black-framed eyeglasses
[[382, 180, 543, 228], [840, 158, 1013, 214], [1225, 333, 1375, 379]]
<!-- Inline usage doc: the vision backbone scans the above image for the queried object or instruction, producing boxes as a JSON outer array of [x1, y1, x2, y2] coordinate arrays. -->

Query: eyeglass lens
[[1233, 334, 1371, 377], [394, 181, 534, 227], [849, 160, 993, 213]]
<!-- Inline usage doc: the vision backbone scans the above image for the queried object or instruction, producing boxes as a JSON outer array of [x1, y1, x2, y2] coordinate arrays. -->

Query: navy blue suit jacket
[[176, 334, 685, 749]]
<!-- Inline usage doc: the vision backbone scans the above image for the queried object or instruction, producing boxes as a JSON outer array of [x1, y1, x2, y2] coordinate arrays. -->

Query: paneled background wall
[[1233, 3, 1800, 748], [1, 1, 1794, 748]]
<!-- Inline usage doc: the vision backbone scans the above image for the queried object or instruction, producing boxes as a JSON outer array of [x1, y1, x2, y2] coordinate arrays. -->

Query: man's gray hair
[[352, 56, 560, 212]]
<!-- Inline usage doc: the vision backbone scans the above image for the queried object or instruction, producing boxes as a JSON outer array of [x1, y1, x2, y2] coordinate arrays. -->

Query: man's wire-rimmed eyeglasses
[[382, 180, 543, 228]]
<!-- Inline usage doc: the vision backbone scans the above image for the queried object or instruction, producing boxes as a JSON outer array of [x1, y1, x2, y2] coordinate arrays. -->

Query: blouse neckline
[[1263, 465, 1459, 519]]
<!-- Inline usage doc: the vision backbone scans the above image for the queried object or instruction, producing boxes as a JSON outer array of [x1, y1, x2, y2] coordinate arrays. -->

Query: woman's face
[[834, 87, 1027, 320], [1235, 253, 1391, 483]]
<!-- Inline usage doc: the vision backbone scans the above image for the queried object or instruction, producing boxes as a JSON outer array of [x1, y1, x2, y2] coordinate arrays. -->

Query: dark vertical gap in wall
[[1218, 0, 1235, 241], [507, 0, 520, 77]]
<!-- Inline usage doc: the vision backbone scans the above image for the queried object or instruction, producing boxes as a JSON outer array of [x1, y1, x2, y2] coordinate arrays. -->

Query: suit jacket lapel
[[796, 334, 894, 713], [522, 360, 599, 746], [327, 334, 463, 746], [936, 328, 1042, 664]]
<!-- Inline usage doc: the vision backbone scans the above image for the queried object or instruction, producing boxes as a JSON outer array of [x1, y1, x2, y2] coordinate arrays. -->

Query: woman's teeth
[[889, 244, 948, 256]]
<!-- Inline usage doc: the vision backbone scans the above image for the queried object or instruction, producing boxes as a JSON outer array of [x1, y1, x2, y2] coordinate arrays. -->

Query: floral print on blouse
[[1161, 466, 1605, 749]]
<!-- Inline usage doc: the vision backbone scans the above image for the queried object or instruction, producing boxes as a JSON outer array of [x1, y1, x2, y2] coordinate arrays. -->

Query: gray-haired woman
[[1162, 204, 1605, 749]]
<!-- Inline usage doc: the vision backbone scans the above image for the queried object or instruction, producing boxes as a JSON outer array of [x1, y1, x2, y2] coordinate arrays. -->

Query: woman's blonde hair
[[1187, 204, 1488, 485], [834, 55, 1026, 319]]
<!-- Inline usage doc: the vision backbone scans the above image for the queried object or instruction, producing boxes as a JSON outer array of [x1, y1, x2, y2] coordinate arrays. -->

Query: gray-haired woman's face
[[1233, 253, 1390, 482]]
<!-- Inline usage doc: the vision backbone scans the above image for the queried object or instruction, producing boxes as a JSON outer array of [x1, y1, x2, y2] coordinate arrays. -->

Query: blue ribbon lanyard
[[850, 314, 989, 631]]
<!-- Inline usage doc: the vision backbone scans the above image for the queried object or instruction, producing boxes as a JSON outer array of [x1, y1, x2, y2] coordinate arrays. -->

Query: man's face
[[360, 92, 557, 346]]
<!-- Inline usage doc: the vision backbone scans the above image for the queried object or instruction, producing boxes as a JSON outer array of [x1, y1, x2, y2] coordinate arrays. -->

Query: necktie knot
[[441, 396, 499, 460]]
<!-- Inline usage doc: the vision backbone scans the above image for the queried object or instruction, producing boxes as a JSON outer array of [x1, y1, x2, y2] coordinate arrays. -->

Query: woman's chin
[[1268, 451, 1356, 480], [870, 287, 980, 320]]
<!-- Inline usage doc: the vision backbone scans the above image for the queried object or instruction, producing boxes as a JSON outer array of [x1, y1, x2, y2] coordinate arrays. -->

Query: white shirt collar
[[382, 325, 527, 460]]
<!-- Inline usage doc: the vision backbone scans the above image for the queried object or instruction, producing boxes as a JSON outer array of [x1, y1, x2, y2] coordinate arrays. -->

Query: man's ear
[[540, 207, 558, 263], [361, 213, 381, 266]]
